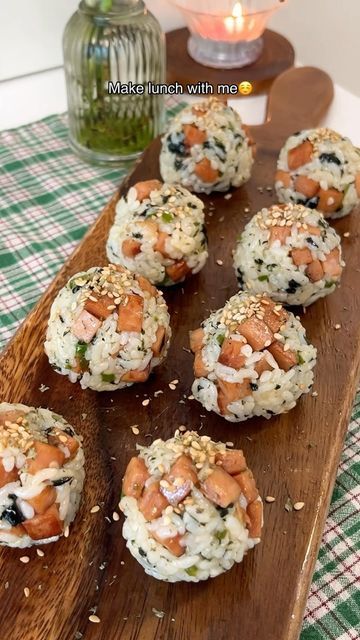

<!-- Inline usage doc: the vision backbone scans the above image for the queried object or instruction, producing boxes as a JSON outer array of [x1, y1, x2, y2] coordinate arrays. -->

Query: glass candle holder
[[63, 0, 165, 166], [171, 0, 286, 69]]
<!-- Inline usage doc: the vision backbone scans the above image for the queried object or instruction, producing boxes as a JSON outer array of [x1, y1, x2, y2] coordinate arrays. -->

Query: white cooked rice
[[106, 182, 208, 285], [276, 128, 360, 219], [233, 204, 344, 306], [120, 431, 261, 582], [160, 98, 253, 194], [0, 403, 84, 549], [44, 265, 171, 392]]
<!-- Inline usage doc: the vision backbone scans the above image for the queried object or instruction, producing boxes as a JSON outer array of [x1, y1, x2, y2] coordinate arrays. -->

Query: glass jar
[[63, 0, 166, 165]]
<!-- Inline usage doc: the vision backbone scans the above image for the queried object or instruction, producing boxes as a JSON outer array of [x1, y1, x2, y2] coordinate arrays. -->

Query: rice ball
[[106, 180, 208, 286], [0, 403, 84, 548], [234, 203, 344, 306], [275, 127, 360, 219], [160, 97, 254, 194], [190, 292, 316, 422], [44, 264, 171, 391], [120, 430, 262, 582]]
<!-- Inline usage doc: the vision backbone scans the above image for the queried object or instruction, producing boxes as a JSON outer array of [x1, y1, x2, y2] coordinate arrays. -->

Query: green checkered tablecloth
[[0, 107, 359, 639]]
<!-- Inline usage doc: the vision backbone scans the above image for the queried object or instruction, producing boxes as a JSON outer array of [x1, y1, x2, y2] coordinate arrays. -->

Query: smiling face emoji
[[238, 81, 253, 96]]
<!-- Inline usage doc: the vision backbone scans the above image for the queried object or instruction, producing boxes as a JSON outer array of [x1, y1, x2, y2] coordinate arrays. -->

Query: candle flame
[[232, 2, 243, 18]]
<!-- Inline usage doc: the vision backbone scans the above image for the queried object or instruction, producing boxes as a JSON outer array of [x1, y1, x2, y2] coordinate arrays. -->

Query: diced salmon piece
[[247, 500, 263, 538], [0, 410, 24, 426], [294, 175, 319, 198], [237, 317, 274, 351], [48, 432, 79, 460], [71, 309, 101, 343], [269, 225, 291, 245], [261, 300, 288, 333], [194, 351, 208, 378], [268, 341, 297, 371], [233, 469, 259, 503], [235, 503, 251, 527], [0, 462, 18, 487], [136, 274, 157, 297], [133, 179, 162, 202], [291, 247, 313, 266], [215, 450, 246, 475], [287, 140, 313, 170], [355, 174, 360, 197], [152, 326, 166, 357], [166, 260, 191, 283], [150, 530, 185, 556], [306, 259, 324, 282], [122, 366, 150, 383], [122, 238, 141, 258], [318, 188, 344, 215], [323, 247, 342, 277], [217, 378, 252, 415], [194, 158, 219, 183], [275, 170, 291, 187], [218, 337, 246, 369], [138, 481, 169, 521], [27, 485, 57, 515], [23, 504, 63, 541], [8, 524, 26, 537], [27, 442, 65, 475], [299, 224, 321, 236], [189, 328, 204, 353], [183, 124, 207, 146], [160, 455, 198, 505], [123, 456, 150, 499], [117, 294, 143, 333], [201, 467, 241, 508], [154, 232, 171, 258], [254, 356, 273, 377], [84, 294, 114, 320]]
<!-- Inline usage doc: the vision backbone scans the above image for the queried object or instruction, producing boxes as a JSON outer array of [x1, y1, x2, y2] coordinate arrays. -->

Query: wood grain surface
[[166, 28, 295, 96], [0, 67, 358, 640]]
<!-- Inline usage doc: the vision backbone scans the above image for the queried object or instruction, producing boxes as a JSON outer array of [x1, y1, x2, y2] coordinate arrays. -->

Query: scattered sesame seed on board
[[142, 399, 150, 407], [24, 587, 30, 598], [89, 615, 101, 624], [112, 512, 120, 522], [312, 391, 318, 397], [293, 502, 305, 511], [154, 390, 163, 397], [36, 549, 45, 557], [152, 608, 166, 619], [188, 395, 194, 400], [216, 259, 223, 266], [38, 384, 49, 393], [131, 425, 140, 435], [19, 556, 30, 564], [343, 231, 350, 238], [265, 496, 276, 503], [169, 383, 176, 390], [90, 505, 100, 514], [224, 194, 232, 200], [334, 324, 341, 330]]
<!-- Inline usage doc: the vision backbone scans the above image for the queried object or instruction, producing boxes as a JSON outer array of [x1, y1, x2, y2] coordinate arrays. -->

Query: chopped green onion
[[258, 275, 269, 282], [216, 334, 225, 346], [75, 342, 88, 371], [185, 565, 198, 576], [297, 352, 305, 365], [215, 530, 227, 541], [161, 211, 174, 223], [325, 280, 334, 288], [101, 372, 115, 383]]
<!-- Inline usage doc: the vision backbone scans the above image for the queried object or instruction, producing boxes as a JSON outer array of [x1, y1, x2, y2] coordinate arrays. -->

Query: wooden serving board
[[0, 67, 359, 640]]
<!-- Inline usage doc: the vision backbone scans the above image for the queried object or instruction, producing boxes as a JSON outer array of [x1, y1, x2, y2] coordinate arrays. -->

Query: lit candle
[[224, 2, 245, 35]]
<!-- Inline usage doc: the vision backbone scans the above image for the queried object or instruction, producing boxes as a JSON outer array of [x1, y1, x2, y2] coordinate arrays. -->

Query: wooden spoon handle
[[250, 66, 334, 149]]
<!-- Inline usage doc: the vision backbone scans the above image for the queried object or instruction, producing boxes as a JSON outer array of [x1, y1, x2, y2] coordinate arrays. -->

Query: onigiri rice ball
[[44, 264, 171, 391], [120, 430, 262, 582], [190, 292, 316, 422], [106, 179, 208, 286], [275, 127, 360, 219], [160, 97, 254, 194], [0, 403, 84, 548], [234, 203, 344, 306]]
